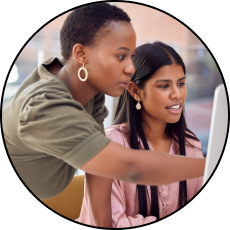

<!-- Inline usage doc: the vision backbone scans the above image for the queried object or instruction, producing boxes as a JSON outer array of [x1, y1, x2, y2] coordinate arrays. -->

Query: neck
[[141, 112, 169, 146], [58, 63, 99, 106]]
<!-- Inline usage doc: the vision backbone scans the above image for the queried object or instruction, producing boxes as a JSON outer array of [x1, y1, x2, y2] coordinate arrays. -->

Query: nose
[[124, 60, 135, 75], [170, 85, 182, 100]]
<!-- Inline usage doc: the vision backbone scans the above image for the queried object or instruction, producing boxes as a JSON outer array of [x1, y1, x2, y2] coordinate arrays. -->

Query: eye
[[159, 84, 169, 89], [118, 55, 126, 60], [178, 82, 186, 87]]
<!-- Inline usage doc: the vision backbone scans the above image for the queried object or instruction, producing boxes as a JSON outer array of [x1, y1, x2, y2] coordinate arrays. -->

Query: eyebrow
[[155, 76, 186, 83], [116, 47, 130, 52]]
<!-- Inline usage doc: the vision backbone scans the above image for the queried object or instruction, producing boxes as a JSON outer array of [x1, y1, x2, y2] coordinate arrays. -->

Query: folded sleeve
[[111, 180, 157, 228], [92, 92, 108, 134], [18, 91, 110, 168]]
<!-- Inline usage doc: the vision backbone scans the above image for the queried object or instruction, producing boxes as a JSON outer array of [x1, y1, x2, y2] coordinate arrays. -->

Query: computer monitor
[[203, 84, 229, 185]]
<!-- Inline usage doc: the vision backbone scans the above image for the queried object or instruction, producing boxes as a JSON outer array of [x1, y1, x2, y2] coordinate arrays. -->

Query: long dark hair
[[113, 42, 200, 219]]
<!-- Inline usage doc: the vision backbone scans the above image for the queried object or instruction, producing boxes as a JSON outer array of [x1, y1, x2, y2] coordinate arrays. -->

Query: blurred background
[[3, 2, 223, 158]]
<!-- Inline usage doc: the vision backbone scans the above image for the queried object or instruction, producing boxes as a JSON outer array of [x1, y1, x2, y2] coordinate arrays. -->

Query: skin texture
[[80, 141, 205, 185], [47, 22, 205, 228], [140, 64, 187, 125]]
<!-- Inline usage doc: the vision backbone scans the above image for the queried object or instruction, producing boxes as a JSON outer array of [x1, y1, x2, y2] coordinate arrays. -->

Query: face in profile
[[141, 63, 187, 124], [85, 22, 136, 97]]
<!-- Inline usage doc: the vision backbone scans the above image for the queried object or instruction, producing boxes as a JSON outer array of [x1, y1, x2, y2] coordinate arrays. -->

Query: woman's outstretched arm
[[80, 141, 205, 186]]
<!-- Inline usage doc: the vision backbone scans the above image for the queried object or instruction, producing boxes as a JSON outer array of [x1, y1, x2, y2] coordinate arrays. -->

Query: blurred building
[[3, 2, 223, 155], [117, 3, 222, 101]]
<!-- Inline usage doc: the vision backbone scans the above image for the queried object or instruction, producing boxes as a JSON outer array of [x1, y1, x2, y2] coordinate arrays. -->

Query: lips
[[166, 105, 181, 109], [166, 103, 183, 109], [120, 79, 131, 85], [166, 103, 183, 114], [119, 79, 131, 89]]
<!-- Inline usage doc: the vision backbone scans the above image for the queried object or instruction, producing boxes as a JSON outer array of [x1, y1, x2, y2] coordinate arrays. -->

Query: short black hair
[[60, 2, 131, 62]]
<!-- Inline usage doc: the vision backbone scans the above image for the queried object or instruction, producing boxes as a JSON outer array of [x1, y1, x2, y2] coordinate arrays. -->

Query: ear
[[72, 43, 87, 64], [127, 82, 142, 102]]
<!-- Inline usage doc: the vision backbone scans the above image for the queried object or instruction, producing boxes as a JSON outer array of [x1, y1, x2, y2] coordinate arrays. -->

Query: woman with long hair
[[78, 41, 204, 227]]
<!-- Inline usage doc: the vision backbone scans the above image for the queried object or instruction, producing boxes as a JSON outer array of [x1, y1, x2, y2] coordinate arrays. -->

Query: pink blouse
[[77, 123, 204, 228]]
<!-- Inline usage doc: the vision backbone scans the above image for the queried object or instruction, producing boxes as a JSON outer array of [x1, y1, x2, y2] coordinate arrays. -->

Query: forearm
[[131, 149, 205, 185], [81, 141, 205, 186], [85, 173, 113, 228]]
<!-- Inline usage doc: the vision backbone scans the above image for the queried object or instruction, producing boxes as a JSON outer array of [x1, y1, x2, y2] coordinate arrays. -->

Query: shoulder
[[4, 60, 77, 119], [18, 85, 88, 126], [185, 133, 204, 158], [20, 58, 71, 101], [105, 123, 129, 146]]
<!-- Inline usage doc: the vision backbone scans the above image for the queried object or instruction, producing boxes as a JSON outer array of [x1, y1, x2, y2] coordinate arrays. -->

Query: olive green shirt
[[2, 57, 110, 199]]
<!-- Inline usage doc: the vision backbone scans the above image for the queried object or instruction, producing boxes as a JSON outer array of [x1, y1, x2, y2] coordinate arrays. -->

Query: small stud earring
[[136, 98, 141, 110]]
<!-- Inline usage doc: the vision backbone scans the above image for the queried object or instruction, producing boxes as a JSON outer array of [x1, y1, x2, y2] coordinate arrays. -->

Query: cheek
[[97, 61, 121, 80], [182, 87, 187, 100], [87, 53, 109, 74], [147, 91, 166, 105], [89, 64, 117, 85], [142, 91, 166, 112]]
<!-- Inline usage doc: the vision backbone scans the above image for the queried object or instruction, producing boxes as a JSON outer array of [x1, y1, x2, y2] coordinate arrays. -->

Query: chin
[[167, 117, 181, 124], [104, 89, 124, 97]]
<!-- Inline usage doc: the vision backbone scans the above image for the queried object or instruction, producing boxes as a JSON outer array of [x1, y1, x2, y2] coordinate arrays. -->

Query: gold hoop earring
[[78, 63, 88, 82], [136, 98, 141, 110]]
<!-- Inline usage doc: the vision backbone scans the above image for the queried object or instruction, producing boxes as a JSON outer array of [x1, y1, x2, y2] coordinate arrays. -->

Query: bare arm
[[80, 141, 205, 185], [85, 173, 113, 228]]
